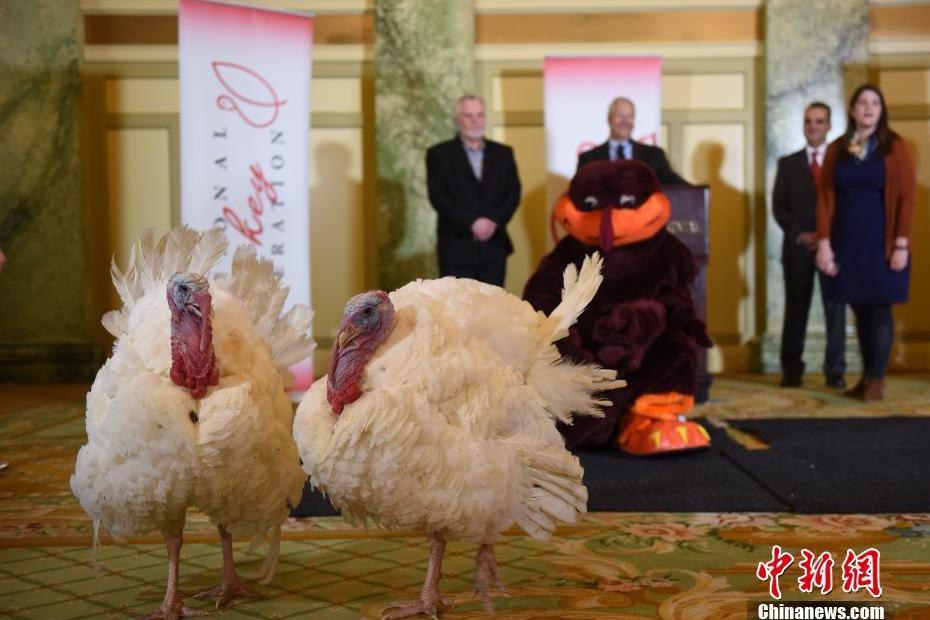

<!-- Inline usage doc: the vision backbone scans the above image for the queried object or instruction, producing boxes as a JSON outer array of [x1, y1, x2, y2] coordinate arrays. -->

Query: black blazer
[[772, 148, 817, 260], [577, 140, 689, 185], [426, 137, 521, 265]]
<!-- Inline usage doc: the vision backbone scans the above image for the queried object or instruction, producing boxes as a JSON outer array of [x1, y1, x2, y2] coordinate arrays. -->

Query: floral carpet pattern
[[1, 377, 929, 618]]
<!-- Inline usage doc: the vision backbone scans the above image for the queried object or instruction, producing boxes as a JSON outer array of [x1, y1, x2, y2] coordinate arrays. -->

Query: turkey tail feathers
[[102, 225, 229, 338], [91, 518, 101, 571], [101, 226, 313, 371], [544, 252, 604, 344], [515, 445, 587, 540], [216, 245, 315, 373], [188, 227, 228, 277], [527, 361, 623, 424], [247, 526, 282, 584]]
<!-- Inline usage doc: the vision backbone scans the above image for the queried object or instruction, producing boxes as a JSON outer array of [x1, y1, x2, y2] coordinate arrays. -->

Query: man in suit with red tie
[[426, 94, 522, 286], [578, 96, 689, 185], [773, 102, 847, 388]]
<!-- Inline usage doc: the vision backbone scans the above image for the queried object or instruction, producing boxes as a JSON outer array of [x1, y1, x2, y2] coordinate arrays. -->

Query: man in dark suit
[[578, 96, 688, 185], [773, 101, 846, 388], [426, 94, 521, 286]]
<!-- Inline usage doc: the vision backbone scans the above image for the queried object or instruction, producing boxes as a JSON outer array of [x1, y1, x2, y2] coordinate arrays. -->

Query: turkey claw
[[136, 602, 208, 620], [380, 596, 453, 620], [193, 581, 257, 607]]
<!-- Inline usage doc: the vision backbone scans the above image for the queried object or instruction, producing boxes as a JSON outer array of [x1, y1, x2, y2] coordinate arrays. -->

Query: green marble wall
[[374, 0, 475, 290], [0, 1, 101, 381], [762, 0, 869, 374]]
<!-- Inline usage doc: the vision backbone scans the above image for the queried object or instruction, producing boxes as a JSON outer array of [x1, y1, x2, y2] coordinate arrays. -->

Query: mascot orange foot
[[617, 392, 710, 456]]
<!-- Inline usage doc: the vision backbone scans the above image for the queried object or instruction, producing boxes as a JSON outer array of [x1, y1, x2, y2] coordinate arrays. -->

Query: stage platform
[[2, 375, 929, 618]]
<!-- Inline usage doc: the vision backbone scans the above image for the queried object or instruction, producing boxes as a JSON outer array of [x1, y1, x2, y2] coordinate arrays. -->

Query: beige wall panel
[[312, 77, 362, 114], [890, 120, 930, 369], [476, 10, 759, 44], [870, 4, 930, 39], [879, 69, 930, 106], [662, 73, 745, 110], [681, 123, 748, 346], [492, 126, 549, 296], [492, 75, 543, 112], [105, 78, 178, 114], [309, 127, 366, 345], [106, 128, 173, 269], [103, 77, 360, 115]]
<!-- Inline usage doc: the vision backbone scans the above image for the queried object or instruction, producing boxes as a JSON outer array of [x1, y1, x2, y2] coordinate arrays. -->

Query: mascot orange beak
[[554, 192, 671, 250]]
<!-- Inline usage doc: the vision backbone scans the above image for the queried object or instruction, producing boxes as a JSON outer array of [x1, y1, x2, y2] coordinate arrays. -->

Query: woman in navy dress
[[815, 84, 917, 402]]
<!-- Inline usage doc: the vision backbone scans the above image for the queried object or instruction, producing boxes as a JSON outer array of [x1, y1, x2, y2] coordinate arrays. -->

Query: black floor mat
[[291, 420, 789, 517], [291, 418, 930, 517], [577, 420, 789, 511], [292, 483, 339, 517], [720, 417, 930, 513]]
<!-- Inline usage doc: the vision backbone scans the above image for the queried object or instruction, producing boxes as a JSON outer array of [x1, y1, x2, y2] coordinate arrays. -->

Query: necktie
[[810, 151, 820, 184]]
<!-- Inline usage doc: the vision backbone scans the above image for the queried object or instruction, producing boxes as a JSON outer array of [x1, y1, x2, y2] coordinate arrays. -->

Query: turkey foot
[[138, 533, 207, 620], [194, 524, 257, 607], [193, 580, 256, 608], [381, 596, 453, 620], [138, 600, 207, 620], [381, 533, 452, 620]]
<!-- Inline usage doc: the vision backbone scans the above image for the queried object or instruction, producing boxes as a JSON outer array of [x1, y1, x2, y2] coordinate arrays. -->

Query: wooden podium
[[663, 184, 711, 403]]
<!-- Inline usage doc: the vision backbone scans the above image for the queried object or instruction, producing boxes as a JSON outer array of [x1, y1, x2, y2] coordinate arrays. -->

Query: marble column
[[762, 0, 869, 374], [374, 0, 475, 290], [0, 1, 102, 381]]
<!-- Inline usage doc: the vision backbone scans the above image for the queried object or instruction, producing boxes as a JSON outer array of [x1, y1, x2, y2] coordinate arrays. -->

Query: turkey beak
[[337, 324, 360, 349]]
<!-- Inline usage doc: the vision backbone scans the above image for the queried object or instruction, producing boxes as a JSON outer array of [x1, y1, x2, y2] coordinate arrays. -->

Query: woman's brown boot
[[862, 377, 885, 402], [845, 377, 866, 399]]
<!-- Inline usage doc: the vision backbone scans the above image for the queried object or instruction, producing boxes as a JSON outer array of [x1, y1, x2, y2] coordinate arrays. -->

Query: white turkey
[[293, 253, 623, 618], [70, 226, 313, 619]]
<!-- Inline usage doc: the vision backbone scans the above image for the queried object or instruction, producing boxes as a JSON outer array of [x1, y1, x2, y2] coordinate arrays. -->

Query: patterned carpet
[[2, 376, 929, 618]]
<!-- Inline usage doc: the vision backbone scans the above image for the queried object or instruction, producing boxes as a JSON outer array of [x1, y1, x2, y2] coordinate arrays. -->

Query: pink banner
[[544, 56, 663, 214], [179, 0, 314, 390]]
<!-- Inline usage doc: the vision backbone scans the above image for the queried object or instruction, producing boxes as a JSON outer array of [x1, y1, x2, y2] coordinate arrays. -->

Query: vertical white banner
[[544, 56, 662, 217], [179, 0, 314, 389]]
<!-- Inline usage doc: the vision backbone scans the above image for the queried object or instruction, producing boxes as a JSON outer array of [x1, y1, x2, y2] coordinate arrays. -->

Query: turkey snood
[[168, 273, 219, 398]]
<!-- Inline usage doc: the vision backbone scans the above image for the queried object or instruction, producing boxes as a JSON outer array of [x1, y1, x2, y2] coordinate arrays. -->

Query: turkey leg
[[194, 523, 256, 607], [381, 532, 453, 620], [473, 543, 508, 612], [139, 532, 206, 620]]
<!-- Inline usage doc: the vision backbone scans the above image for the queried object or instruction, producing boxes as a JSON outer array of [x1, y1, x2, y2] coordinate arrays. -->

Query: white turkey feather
[[72, 225, 314, 587], [544, 252, 604, 344], [295, 261, 623, 549]]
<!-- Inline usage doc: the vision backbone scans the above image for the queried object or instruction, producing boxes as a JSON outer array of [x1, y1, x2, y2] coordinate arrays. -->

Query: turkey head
[[327, 290, 396, 414]]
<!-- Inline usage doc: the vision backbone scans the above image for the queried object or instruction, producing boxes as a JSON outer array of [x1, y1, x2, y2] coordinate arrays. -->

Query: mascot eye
[[619, 194, 636, 206], [584, 196, 599, 210]]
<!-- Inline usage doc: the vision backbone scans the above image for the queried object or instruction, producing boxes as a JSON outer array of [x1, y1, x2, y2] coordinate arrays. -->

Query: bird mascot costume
[[523, 159, 712, 455]]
